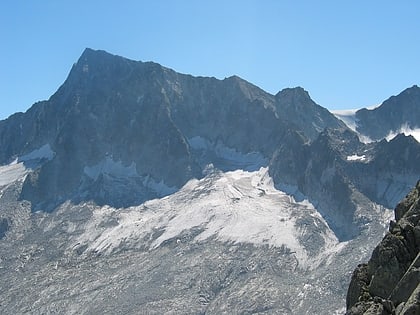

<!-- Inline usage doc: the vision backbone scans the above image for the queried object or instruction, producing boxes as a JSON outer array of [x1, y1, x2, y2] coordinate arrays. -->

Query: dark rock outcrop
[[346, 181, 420, 314]]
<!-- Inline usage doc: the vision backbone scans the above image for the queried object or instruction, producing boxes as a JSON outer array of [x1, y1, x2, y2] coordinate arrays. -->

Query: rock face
[[346, 181, 420, 314]]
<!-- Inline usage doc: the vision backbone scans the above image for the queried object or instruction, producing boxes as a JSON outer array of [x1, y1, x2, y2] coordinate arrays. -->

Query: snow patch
[[142, 175, 177, 197], [0, 162, 28, 187], [188, 136, 267, 171], [346, 154, 366, 162], [83, 157, 176, 197], [84, 157, 137, 181], [0, 144, 55, 188], [385, 124, 420, 142]]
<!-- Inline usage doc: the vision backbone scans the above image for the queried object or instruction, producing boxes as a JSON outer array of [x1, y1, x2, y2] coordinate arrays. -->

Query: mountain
[[333, 85, 420, 142], [346, 181, 420, 315], [0, 48, 419, 314]]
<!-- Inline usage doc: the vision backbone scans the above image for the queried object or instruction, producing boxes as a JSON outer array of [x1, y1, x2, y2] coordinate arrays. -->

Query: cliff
[[346, 181, 420, 314]]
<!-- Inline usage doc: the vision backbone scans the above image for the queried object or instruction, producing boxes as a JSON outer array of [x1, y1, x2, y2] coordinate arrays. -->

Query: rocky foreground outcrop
[[346, 181, 420, 314]]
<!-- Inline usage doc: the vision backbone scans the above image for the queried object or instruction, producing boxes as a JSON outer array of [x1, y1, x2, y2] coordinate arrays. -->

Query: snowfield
[[73, 167, 345, 269]]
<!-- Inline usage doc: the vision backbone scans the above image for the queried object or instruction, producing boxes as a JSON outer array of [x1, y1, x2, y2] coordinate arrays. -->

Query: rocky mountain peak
[[346, 181, 420, 315], [275, 86, 312, 104], [274, 87, 347, 140]]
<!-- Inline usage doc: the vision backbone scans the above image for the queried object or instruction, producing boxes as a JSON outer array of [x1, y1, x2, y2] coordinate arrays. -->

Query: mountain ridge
[[0, 48, 419, 314]]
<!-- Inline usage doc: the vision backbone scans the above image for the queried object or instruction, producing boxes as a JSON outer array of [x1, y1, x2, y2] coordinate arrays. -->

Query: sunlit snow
[[0, 144, 55, 187], [385, 125, 420, 142], [346, 154, 366, 162], [0, 162, 27, 187], [73, 167, 345, 268], [331, 109, 358, 132]]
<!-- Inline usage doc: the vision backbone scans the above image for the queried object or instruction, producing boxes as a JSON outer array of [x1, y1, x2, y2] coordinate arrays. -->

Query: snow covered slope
[[72, 167, 344, 269]]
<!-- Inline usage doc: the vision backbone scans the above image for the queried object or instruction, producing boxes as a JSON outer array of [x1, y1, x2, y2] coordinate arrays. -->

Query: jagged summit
[[275, 86, 310, 99]]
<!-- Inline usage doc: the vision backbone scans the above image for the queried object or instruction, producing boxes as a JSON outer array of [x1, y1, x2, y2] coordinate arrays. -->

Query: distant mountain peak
[[275, 86, 311, 101]]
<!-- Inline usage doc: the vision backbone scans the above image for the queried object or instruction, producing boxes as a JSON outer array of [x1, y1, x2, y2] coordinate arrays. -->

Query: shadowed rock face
[[346, 181, 420, 315]]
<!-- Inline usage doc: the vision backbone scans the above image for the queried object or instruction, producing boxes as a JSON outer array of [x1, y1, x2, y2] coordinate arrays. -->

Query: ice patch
[[18, 144, 55, 162]]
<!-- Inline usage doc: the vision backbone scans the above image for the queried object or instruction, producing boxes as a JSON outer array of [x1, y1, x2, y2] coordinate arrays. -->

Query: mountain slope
[[0, 48, 419, 314]]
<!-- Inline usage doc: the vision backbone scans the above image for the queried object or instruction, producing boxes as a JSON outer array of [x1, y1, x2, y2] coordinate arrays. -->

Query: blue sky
[[1, 1, 419, 120]]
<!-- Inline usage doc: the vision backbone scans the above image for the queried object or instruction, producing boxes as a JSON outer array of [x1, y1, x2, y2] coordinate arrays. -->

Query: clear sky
[[1, 1, 419, 120]]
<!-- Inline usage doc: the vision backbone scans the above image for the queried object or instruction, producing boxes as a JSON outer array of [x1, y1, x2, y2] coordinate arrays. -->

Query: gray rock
[[397, 283, 420, 315], [346, 181, 420, 314]]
